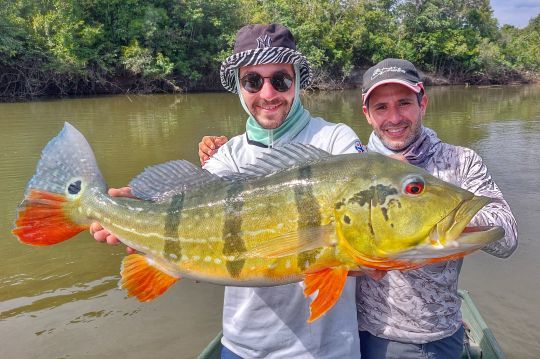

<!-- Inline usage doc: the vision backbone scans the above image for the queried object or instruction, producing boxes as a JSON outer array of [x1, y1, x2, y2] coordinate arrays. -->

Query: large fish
[[13, 123, 504, 322]]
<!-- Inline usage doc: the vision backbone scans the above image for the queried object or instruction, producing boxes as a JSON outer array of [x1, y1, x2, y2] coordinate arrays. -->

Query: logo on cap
[[256, 34, 272, 48], [371, 67, 406, 80]]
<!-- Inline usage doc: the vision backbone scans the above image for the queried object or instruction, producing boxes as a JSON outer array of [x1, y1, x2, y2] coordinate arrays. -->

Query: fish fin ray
[[304, 267, 348, 323], [120, 254, 179, 301], [12, 190, 88, 245], [238, 144, 332, 177], [239, 225, 335, 259], [129, 161, 224, 201]]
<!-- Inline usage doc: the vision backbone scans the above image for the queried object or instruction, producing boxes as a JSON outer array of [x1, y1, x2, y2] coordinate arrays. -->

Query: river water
[[1, 85, 539, 358]]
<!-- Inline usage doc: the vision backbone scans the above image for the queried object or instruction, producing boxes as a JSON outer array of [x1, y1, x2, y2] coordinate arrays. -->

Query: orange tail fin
[[12, 189, 88, 246], [304, 267, 348, 323], [120, 254, 179, 302]]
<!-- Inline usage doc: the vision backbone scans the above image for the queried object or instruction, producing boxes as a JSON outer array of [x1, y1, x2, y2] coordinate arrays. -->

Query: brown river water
[[1, 85, 539, 358]]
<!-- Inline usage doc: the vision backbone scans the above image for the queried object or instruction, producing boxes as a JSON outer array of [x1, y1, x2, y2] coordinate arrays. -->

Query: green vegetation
[[1, 0, 538, 99]]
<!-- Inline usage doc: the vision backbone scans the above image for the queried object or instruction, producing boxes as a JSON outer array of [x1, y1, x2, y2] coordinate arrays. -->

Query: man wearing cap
[[356, 58, 517, 358], [201, 57, 518, 358], [205, 23, 364, 359]]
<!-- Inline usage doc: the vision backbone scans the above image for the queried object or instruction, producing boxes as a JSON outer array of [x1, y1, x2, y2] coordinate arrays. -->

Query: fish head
[[334, 156, 504, 268]]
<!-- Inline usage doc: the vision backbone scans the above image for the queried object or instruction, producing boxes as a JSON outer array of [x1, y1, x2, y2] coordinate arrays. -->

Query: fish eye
[[402, 176, 425, 195], [67, 178, 83, 195]]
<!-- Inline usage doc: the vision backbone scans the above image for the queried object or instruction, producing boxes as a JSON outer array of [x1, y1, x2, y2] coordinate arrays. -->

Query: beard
[[374, 117, 423, 152], [252, 99, 292, 129]]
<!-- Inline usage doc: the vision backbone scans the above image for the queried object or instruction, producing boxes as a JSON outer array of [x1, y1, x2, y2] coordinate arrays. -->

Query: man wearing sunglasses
[[201, 24, 365, 359], [90, 23, 363, 358]]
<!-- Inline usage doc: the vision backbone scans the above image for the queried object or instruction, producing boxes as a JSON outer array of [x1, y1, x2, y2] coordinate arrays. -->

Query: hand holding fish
[[90, 187, 136, 254]]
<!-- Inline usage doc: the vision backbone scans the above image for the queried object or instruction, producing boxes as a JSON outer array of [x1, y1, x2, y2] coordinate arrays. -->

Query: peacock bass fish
[[13, 123, 504, 322]]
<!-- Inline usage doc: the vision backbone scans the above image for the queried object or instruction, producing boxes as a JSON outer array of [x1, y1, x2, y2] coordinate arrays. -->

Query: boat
[[459, 290, 505, 359], [197, 290, 504, 359]]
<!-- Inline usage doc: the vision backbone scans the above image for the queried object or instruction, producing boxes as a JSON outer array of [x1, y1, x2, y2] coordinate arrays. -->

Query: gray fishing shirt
[[357, 127, 518, 344]]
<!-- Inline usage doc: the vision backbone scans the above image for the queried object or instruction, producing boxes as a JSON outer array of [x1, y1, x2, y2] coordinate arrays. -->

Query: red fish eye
[[403, 178, 425, 195]]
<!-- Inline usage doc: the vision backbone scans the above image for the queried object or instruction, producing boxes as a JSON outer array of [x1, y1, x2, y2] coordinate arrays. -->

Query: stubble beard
[[253, 99, 291, 130], [376, 117, 423, 152]]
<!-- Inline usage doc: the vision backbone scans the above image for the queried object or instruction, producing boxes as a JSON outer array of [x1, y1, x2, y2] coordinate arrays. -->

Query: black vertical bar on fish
[[163, 193, 185, 258], [294, 166, 322, 270], [222, 181, 246, 278]]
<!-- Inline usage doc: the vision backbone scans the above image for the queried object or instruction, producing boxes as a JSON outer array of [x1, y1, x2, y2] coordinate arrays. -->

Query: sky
[[490, 0, 540, 28]]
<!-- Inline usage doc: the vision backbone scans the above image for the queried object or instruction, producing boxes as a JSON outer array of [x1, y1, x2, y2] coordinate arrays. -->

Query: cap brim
[[363, 80, 423, 105]]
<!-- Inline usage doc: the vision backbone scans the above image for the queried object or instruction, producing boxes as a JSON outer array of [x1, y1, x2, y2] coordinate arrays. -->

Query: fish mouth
[[428, 195, 503, 248], [393, 196, 504, 263]]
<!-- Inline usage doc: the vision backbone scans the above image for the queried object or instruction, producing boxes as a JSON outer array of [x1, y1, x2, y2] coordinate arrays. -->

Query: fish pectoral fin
[[303, 267, 348, 323], [239, 225, 336, 259], [120, 254, 180, 301]]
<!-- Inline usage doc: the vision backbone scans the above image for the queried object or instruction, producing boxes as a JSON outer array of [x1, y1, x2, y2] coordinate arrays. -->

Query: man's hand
[[199, 135, 228, 165], [90, 187, 136, 254]]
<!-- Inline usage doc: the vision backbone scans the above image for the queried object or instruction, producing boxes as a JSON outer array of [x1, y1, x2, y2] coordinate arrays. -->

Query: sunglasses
[[240, 71, 294, 93]]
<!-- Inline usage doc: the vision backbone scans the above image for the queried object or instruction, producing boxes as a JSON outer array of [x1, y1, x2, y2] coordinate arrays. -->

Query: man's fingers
[[93, 229, 109, 242], [108, 187, 134, 198], [199, 136, 226, 165], [105, 234, 121, 245], [215, 136, 229, 147], [90, 222, 103, 235], [202, 136, 217, 150]]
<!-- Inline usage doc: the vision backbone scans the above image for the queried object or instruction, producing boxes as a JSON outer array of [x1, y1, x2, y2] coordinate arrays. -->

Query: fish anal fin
[[12, 189, 88, 246], [304, 267, 348, 323], [120, 254, 180, 301]]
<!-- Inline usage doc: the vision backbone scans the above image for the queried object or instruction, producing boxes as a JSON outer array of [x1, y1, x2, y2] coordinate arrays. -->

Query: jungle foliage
[[0, 0, 538, 99]]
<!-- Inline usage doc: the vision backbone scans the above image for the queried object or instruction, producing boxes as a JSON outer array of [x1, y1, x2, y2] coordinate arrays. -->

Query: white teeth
[[261, 103, 279, 110]]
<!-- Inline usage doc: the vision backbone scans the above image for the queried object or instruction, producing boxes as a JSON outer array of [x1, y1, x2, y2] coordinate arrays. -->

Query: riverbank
[[328, 67, 540, 91], [0, 66, 538, 102]]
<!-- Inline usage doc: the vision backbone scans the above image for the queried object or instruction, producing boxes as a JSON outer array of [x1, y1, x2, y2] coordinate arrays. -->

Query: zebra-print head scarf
[[220, 23, 312, 94]]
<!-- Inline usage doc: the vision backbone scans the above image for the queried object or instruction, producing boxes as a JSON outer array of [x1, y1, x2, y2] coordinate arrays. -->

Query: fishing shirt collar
[[367, 126, 442, 168]]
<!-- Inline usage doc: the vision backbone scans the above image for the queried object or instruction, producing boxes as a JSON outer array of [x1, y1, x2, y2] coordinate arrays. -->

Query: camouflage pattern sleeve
[[459, 148, 518, 258]]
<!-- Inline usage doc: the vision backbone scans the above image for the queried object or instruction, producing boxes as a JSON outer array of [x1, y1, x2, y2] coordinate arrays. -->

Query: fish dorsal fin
[[239, 144, 332, 177], [130, 144, 330, 201], [129, 160, 224, 201]]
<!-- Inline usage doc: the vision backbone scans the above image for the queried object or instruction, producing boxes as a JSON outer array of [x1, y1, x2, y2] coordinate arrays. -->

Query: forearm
[[472, 200, 517, 258]]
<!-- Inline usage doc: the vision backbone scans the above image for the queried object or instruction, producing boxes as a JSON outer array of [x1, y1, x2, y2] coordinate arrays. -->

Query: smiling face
[[363, 83, 428, 151], [238, 63, 295, 129]]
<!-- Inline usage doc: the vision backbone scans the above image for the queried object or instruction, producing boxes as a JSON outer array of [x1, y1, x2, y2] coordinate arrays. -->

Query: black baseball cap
[[362, 58, 424, 105]]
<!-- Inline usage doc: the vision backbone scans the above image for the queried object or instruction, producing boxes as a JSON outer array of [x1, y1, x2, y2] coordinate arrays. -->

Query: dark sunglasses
[[240, 71, 294, 93]]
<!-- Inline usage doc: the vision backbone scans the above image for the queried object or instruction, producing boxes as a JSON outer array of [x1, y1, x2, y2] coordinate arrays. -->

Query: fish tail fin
[[120, 254, 180, 301], [12, 122, 107, 246], [12, 190, 89, 245]]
